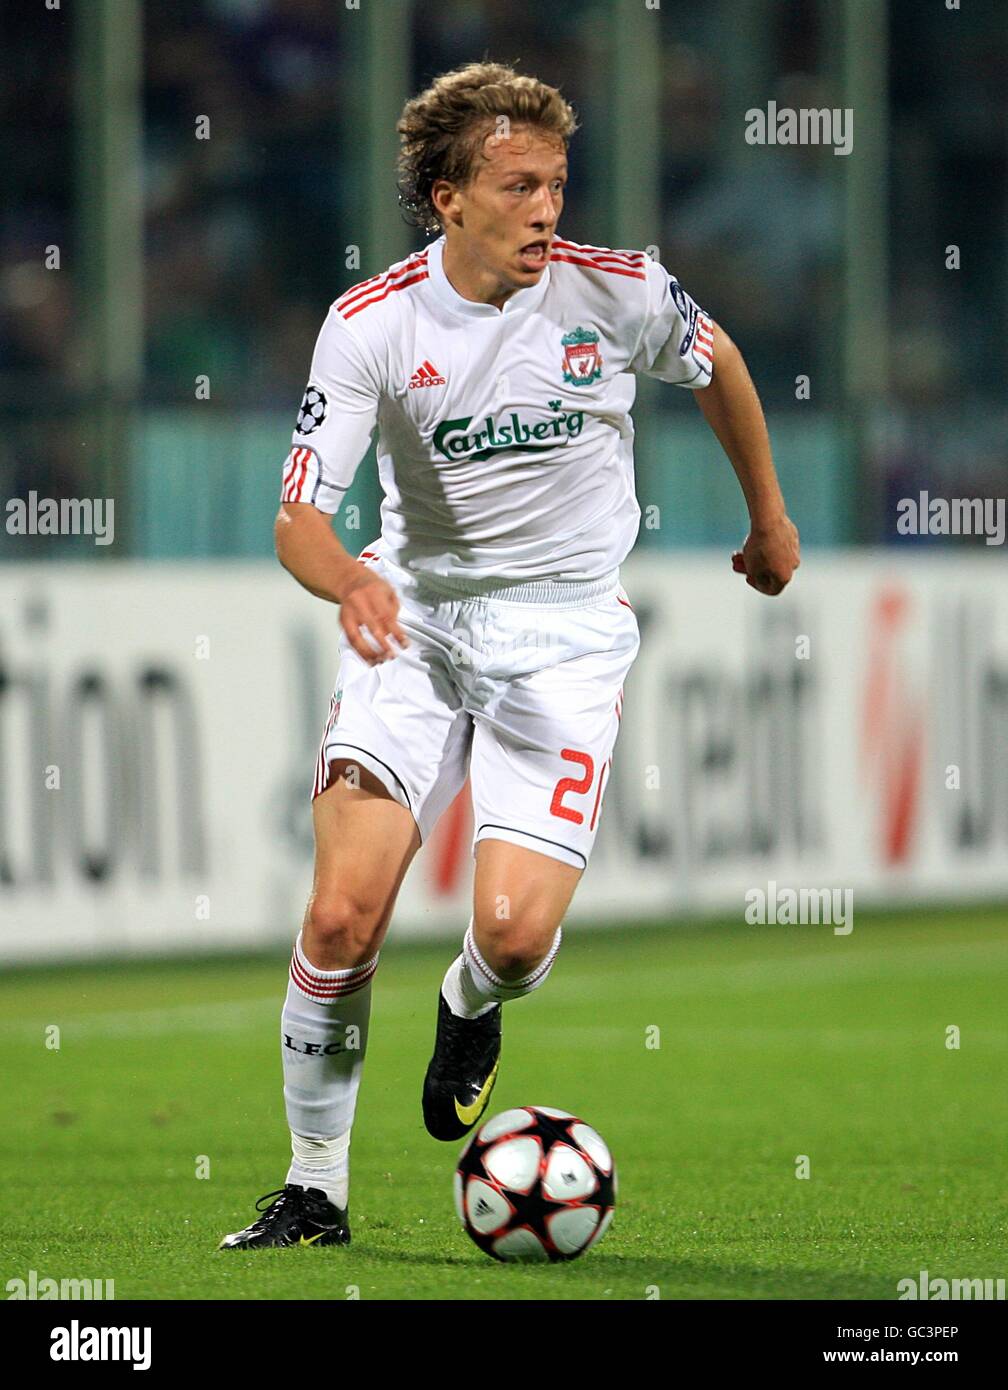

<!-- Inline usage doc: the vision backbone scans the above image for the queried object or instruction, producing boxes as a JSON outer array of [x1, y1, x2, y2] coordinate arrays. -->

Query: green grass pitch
[[2, 905, 1006, 1300]]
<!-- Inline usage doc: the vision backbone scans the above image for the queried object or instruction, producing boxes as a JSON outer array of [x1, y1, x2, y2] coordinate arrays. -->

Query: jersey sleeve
[[629, 257, 715, 389], [279, 306, 381, 514]]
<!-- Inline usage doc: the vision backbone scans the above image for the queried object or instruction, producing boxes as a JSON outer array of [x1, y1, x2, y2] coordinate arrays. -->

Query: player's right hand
[[338, 568, 409, 665]]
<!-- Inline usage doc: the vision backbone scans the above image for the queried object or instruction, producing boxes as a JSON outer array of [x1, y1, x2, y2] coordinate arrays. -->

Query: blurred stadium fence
[[2, 550, 1005, 964]]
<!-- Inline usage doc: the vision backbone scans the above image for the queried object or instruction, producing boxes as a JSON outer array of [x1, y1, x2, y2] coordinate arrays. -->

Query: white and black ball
[[454, 1106, 616, 1262]]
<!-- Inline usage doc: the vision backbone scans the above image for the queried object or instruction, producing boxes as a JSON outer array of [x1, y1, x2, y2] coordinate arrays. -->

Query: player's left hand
[[731, 514, 800, 596]]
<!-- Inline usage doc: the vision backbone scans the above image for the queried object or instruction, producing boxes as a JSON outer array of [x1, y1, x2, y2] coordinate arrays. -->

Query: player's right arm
[[274, 504, 407, 665], [274, 305, 407, 666]]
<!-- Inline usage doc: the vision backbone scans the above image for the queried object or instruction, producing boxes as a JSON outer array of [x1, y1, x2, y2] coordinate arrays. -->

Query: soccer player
[[220, 62, 799, 1250]]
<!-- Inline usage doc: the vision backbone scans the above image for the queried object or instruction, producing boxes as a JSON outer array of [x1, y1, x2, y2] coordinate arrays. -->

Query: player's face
[[436, 126, 567, 302]]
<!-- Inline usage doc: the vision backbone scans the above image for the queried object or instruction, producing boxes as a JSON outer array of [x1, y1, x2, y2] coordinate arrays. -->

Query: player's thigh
[[470, 592, 639, 876], [318, 568, 474, 844], [472, 836, 581, 973], [306, 759, 421, 964]]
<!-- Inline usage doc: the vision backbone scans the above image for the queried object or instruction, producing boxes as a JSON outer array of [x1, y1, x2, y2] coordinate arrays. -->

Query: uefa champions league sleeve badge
[[296, 385, 328, 435]]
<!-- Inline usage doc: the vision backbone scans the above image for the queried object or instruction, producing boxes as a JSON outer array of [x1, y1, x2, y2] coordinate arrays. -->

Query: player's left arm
[[631, 259, 799, 597], [696, 321, 800, 597]]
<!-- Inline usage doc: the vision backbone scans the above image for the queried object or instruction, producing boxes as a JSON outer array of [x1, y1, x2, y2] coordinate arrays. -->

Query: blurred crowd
[[1, 0, 1005, 542]]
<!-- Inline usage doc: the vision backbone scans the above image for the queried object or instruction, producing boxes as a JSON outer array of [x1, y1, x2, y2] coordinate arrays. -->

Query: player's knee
[[303, 889, 383, 963], [475, 909, 560, 981]]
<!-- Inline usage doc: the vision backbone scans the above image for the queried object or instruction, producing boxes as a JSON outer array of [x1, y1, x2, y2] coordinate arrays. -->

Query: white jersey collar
[[426, 235, 550, 319]]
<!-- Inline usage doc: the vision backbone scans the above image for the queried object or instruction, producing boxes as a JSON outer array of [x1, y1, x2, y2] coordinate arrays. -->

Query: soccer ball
[[454, 1106, 616, 1262]]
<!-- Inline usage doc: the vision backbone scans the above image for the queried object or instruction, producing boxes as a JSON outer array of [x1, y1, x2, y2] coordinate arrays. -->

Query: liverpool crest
[[561, 326, 603, 386]]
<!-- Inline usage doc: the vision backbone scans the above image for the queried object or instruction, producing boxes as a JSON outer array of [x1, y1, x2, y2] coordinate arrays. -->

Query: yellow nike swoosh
[[299, 1231, 326, 1246], [454, 1059, 500, 1127]]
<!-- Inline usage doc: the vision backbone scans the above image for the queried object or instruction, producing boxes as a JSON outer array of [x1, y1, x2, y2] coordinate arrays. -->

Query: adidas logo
[[408, 360, 446, 389]]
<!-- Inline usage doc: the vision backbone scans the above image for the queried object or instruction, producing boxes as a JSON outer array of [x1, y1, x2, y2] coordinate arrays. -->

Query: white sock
[[441, 919, 563, 1018], [287, 1132, 351, 1211], [441, 952, 498, 1019], [281, 932, 377, 1210]]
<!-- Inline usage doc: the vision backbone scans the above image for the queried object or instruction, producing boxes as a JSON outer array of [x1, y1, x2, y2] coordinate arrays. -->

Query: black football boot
[[218, 1184, 350, 1250], [422, 992, 502, 1141]]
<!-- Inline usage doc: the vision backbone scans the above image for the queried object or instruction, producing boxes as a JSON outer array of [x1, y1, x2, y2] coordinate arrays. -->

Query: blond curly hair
[[397, 62, 578, 235]]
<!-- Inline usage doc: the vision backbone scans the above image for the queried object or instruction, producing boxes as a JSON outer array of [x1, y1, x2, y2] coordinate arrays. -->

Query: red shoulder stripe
[[336, 252, 426, 307], [552, 238, 646, 268], [341, 269, 429, 319], [336, 251, 429, 314], [549, 252, 647, 281]]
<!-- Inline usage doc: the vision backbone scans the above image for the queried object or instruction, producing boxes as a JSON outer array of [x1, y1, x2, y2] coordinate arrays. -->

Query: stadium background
[[1, 0, 1006, 1303]]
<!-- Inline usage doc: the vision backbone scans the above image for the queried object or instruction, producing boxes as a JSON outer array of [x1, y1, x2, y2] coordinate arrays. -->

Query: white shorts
[[312, 549, 640, 870]]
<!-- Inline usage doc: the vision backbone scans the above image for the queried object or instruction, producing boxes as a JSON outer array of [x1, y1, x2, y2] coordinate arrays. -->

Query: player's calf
[[422, 920, 563, 1142]]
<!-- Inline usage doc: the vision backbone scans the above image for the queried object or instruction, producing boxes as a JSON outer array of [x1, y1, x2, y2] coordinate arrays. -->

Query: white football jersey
[[280, 235, 714, 583]]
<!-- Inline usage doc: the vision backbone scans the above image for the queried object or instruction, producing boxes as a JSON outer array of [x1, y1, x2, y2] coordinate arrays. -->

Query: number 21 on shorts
[[550, 748, 612, 832]]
